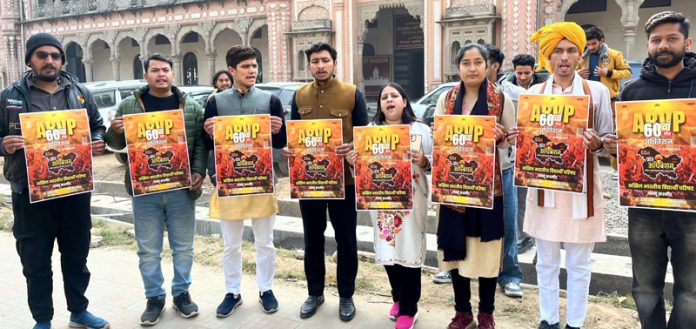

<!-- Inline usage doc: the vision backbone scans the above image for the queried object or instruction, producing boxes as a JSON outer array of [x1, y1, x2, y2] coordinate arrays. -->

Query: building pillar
[[172, 55, 181, 86], [83, 59, 94, 82], [267, 1, 292, 81], [111, 57, 120, 81], [206, 52, 217, 84], [623, 26, 637, 59]]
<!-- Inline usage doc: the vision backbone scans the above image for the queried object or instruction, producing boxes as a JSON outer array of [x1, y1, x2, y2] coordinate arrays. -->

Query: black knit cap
[[25, 32, 66, 65]]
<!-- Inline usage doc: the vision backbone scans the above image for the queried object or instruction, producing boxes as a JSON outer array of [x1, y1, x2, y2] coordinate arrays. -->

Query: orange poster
[[515, 94, 589, 193], [123, 110, 191, 196], [287, 119, 344, 199], [20, 109, 93, 203], [354, 125, 412, 210], [617, 99, 696, 211], [214, 114, 274, 197], [431, 115, 497, 209]]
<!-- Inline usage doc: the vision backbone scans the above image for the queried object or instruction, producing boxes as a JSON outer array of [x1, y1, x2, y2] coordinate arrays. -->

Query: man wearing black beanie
[[0, 32, 110, 329]]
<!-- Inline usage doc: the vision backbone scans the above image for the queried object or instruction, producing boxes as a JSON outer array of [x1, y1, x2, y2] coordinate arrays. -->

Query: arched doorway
[[183, 52, 198, 86], [362, 7, 424, 102], [250, 25, 268, 83], [90, 39, 111, 81], [133, 55, 143, 79], [66, 42, 86, 82]]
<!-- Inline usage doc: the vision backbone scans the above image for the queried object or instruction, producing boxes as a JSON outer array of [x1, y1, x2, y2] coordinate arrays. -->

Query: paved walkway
[[0, 231, 454, 329]]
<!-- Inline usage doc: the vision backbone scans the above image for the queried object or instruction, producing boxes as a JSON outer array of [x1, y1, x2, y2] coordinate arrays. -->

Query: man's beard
[[650, 48, 686, 68], [34, 65, 59, 82]]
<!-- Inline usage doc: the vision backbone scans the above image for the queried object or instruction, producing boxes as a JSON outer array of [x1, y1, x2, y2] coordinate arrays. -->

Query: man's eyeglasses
[[35, 51, 62, 61]]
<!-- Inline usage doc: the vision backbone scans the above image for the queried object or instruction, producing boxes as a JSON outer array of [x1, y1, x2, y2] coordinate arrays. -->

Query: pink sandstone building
[[0, 0, 692, 99]]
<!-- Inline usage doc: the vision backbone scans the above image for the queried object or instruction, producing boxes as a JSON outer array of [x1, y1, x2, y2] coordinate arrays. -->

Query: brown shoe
[[477, 312, 496, 329], [447, 311, 475, 329]]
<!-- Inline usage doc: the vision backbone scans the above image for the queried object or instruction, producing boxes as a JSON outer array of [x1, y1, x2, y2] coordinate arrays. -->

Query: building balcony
[[445, 1, 496, 20], [31, 0, 206, 20]]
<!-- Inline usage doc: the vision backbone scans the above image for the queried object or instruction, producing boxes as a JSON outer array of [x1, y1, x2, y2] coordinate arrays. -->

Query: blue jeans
[[629, 208, 696, 329], [133, 189, 196, 298], [498, 168, 522, 286]]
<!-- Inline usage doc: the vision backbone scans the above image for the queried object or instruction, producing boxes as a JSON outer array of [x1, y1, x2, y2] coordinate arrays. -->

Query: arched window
[[362, 43, 375, 56], [133, 55, 143, 80], [254, 48, 263, 83], [297, 50, 305, 72], [183, 52, 198, 86], [451, 41, 461, 65], [66, 43, 86, 82], [477, 39, 486, 45]]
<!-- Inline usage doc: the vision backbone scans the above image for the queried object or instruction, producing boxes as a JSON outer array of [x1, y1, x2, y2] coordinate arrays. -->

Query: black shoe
[[299, 295, 324, 319], [216, 293, 242, 318], [259, 290, 279, 313], [538, 320, 560, 329], [565, 325, 580, 329], [517, 236, 535, 253], [339, 297, 356, 321], [172, 292, 199, 318], [141, 296, 165, 326]]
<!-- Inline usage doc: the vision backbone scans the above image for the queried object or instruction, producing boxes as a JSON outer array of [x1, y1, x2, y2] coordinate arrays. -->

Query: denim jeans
[[498, 168, 522, 286], [132, 189, 196, 298], [629, 208, 696, 329]]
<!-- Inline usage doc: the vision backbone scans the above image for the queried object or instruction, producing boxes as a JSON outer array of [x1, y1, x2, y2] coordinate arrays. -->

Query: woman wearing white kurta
[[520, 22, 616, 329], [347, 82, 432, 329]]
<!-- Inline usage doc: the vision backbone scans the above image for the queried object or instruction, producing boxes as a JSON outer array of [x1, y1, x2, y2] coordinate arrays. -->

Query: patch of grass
[[276, 269, 304, 281], [92, 218, 136, 248], [355, 277, 377, 291], [593, 291, 638, 311]]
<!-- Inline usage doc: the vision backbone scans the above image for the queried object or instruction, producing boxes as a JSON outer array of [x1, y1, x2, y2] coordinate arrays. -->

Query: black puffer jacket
[[0, 71, 105, 193], [620, 52, 696, 100]]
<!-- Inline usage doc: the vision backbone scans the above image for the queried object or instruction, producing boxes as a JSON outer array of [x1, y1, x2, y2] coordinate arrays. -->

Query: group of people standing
[[1, 9, 694, 329]]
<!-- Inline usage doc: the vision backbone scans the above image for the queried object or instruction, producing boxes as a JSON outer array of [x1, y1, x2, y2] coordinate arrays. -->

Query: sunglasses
[[35, 51, 62, 61]]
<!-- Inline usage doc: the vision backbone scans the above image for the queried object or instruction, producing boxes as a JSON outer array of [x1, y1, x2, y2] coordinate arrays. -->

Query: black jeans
[[12, 190, 92, 323], [384, 264, 421, 316], [629, 208, 696, 329], [451, 269, 497, 314], [299, 184, 358, 298]]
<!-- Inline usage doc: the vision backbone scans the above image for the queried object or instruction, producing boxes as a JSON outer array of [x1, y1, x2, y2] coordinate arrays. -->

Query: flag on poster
[[431, 115, 497, 209], [214, 114, 274, 197], [20, 109, 94, 203], [123, 110, 192, 196], [287, 119, 344, 199], [354, 125, 412, 211], [514, 94, 589, 193], [617, 99, 696, 211]]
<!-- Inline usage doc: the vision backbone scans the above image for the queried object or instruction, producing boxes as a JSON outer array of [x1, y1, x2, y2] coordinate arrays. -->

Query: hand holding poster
[[617, 99, 696, 211], [431, 115, 497, 209], [123, 110, 191, 196], [20, 109, 93, 203], [354, 125, 412, 210], [515, 94, 589, 193], [287, 119, 344, 199], [214, 114, 274, 197]]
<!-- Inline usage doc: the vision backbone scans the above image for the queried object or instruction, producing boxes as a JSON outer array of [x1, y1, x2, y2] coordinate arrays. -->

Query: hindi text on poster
[[514, 94, 589, 193], [214, 114, 274, 197], [354, 125, 412, 210], [287, 119, 344, 199], [124, 110, 192, 196], [617, 99, 696, 211], [431, 115, 497, 209], [20, 109, 94, 203]]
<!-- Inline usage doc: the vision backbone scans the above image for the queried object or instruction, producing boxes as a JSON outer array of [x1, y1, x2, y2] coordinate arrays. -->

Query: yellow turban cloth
[[530, 22, 586, 73]]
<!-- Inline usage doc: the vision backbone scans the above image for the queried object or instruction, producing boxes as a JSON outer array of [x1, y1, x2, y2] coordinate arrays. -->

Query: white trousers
[[535, 238, 594, 328], [219, 215, 276, 295]]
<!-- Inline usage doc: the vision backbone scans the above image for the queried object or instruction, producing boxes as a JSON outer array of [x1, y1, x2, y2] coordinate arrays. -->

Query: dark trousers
[[12, 190, 92, 323], [451, 269, 497, 314], [299, 184, 358, 298], [629, 208, 696, 329], [384, 264, 421, 316]]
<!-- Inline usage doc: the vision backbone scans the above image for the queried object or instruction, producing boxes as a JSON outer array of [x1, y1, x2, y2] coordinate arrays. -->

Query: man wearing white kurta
[[520, 22, 617, 329]]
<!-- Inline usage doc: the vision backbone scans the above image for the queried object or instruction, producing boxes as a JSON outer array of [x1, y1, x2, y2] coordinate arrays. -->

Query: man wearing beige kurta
[[521, 22, 617, 329]]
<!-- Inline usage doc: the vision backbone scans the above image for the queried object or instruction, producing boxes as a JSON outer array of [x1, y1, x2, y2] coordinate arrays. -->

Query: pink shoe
[[389, 302, 400, 321], [395, 313, 418, 329]]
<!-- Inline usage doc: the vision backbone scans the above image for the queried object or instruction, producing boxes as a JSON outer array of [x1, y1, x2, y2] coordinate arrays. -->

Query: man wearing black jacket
[[0, 33, 109, 329], [620, 11, 696, 329]]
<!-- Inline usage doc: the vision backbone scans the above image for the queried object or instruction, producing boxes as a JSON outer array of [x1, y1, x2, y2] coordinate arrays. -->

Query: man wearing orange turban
[[517, 21, 617, 329]]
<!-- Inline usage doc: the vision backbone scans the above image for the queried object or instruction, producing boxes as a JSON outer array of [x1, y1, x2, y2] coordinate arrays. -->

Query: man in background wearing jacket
[[0, 33, 110, 329], [620, 11, 696, 329]]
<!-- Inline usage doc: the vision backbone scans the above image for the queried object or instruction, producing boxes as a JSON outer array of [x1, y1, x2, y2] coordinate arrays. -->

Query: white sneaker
[[503, 282, 524, 298], [431, 271, 452, 284]]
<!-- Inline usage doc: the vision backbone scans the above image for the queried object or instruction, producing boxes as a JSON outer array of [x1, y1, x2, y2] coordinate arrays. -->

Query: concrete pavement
[[0, 231, 455, 329]]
